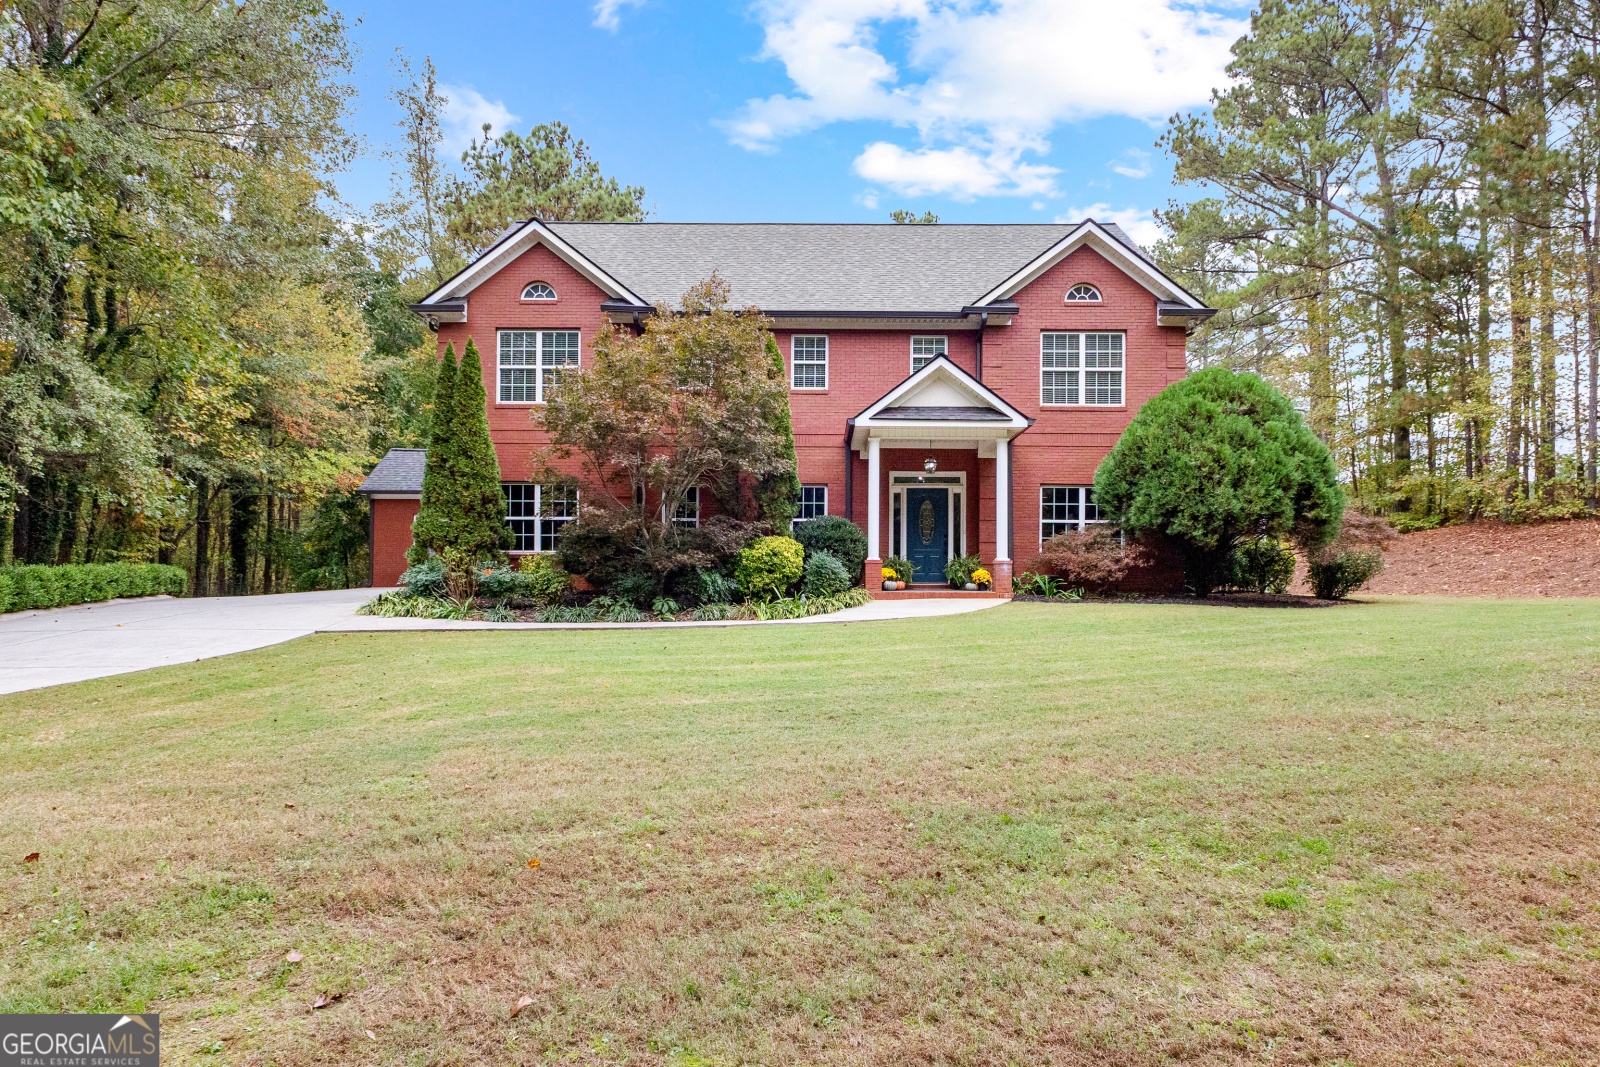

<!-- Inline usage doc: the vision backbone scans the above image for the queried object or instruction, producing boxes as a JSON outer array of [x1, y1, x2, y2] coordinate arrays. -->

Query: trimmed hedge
[[0, 563, 189, 614]]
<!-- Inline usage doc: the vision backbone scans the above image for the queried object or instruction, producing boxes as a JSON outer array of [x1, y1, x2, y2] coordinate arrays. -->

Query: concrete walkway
[[0, 589, 1006, 695]]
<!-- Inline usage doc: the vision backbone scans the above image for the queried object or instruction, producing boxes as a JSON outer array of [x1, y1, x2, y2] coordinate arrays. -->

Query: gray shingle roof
[[544, 222, 1153, 313], [358, 448, 426, 495]]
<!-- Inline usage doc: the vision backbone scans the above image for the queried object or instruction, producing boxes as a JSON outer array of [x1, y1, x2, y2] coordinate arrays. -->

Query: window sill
[[1038, 404, 1127, 411], [791, 388, 830, 394]]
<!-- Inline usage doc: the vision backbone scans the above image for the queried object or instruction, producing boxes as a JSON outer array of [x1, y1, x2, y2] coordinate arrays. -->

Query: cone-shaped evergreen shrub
[[443, 338, 512, 561], [756, 335, 802, 525], [409, 344, 459, 563]]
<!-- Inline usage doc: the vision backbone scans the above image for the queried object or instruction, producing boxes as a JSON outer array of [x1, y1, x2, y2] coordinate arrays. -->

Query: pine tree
[[442, 338, 511, 561], [756, 335, 802, 525], [408, 345, 458, 564]]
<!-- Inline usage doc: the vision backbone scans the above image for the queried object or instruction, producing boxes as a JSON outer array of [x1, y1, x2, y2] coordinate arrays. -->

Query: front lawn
[[3, 598, 1597, 1065]]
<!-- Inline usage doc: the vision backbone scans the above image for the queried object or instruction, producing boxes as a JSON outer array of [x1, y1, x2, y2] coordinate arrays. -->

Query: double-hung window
[[791, 335, 828, 390], [1040, 332, 1123, 406], [504, 483, 578, 552], [1040, 486, 1106, 542], [498, 329, 580, 403], [798, 485, 828, 521], [671, 486, 700, 528], [910, 335, 946, 373]]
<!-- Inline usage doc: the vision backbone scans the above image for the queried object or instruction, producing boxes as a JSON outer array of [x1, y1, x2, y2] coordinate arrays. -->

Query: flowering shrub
[[971, 567, 992, 587]]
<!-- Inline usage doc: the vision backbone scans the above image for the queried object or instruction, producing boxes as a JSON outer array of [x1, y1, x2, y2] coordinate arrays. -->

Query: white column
[[994, 436, 1011, 562], [866, 437, 882, 561]]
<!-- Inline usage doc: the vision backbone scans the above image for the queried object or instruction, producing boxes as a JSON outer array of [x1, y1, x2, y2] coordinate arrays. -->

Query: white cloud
[[1109, 148, 1153, 180], [1058, 203, 1164, 247], [439, 83, 519, 154], [594, 0, 646, 31], [723, 0, 1243, 199], [854, 141, 1058, 200]]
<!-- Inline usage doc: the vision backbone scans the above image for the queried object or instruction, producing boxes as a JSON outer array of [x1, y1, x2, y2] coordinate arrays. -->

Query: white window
[[1040, 486, 1105, 542], [504, 484, 578, 552], [798, 485, 827, 520], [1065, 283, 1102, 303], [498, 329, 580, 403], [671, 486, 700, 528], [791, 335, 828, 390], [910, 335, 946, 373], [522, 281, 557, 301], [1040, 332, 1123, 406]]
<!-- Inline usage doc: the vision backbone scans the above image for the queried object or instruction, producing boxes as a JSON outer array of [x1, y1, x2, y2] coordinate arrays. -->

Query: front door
[[903, 487, 948, 583]]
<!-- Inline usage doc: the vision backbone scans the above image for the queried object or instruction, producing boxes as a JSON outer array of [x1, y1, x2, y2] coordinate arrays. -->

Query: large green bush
[[410, 339, 511, 567], [734, 536, 804, 598], [1308, 549, 1384, 599], [0, 563, 188, 614], [802, 550, 852, 596], [1230, 538, 1296, 594], [1094, 368, 1342, 596], [792, 515, 867, 582]]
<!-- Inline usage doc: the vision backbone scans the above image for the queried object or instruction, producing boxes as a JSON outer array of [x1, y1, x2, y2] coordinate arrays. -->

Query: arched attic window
[[522, 281, 557, 301], [1065, 283, 1102, 303]]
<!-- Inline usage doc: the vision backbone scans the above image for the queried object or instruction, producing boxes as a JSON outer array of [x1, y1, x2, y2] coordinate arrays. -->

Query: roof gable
[[418, 220, 647, 308], [856, 356, 1029, 426], [973, 220, 1206, 309]]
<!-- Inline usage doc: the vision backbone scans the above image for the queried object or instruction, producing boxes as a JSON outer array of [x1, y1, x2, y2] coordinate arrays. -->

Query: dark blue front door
[[904, 487, 948, 583]]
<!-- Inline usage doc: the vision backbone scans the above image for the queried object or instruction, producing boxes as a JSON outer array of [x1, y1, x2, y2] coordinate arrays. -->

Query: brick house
[[358, 220, 1214, 590]]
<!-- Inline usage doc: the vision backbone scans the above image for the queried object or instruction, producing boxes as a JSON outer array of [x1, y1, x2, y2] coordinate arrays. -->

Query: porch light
[[923, 457, 938, 474]]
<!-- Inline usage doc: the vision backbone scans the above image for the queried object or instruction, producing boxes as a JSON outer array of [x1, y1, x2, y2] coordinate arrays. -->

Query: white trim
[[1065, 283, 1102, 303], [890, 471, 967, 568], [796, 484, 829, 522], [995, 438, 1011, 562], [521, 281, 557, 301], [855, 355, 1029, 426], [973, 220, 1205, 309], [420, 220, 646, 306]]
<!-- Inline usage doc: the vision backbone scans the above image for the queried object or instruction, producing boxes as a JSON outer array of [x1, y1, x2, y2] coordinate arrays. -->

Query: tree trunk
[[229, 484, 256, 596], [194, 478, 212, 597]]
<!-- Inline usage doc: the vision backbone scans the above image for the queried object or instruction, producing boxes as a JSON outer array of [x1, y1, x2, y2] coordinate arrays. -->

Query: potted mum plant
[[882, 555, 915, 590], [970, 567, 992, 591], [881, 565, 900, 591]]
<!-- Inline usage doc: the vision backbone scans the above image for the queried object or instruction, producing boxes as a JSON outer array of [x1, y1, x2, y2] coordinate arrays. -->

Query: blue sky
[[329, 0, 1248, 244]]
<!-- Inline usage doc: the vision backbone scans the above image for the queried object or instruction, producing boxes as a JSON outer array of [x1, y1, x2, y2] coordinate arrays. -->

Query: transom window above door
[[910, 335, 947, 373], [498, 329, 580, 403], [1041, 332, 1124, 406], [1065, 283, 1102, 302], [521, 281, 557, 301]]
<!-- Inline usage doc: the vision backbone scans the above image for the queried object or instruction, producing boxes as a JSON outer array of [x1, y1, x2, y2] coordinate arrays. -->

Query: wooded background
[[3, 0, 1595, 596]]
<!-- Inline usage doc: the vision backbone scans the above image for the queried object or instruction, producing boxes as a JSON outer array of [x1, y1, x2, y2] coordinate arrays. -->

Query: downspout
[[366, 498, 374, 588], [976, 311, 988, 381], [844, 419, 855, 523]]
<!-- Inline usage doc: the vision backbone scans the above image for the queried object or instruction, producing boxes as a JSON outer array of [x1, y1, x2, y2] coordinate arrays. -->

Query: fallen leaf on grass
[[23, 852, 39, 863], [284, 802, 296, 809], [365, 1030, 376, 1040], [510, 995, 535, 1018], [286, 950, 304, 963], [310, 992, 343, 1010], [526, 857, 541, 869]]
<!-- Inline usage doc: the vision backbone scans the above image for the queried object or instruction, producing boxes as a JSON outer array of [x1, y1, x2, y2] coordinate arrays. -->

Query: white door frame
[[890, 470, 967, 574]]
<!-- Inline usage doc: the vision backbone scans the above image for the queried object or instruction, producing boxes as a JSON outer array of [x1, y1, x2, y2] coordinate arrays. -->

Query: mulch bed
[[1013, 591, 1345, 608], [1348, 518, 1600, 597]]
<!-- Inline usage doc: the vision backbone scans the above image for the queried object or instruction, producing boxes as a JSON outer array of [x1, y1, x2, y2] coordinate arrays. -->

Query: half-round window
[[522, 281, 557, 301], [1065, 283, 1102, 303]]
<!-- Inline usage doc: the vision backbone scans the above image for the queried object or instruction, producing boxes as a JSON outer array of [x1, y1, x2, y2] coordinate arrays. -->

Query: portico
[[850, 357, 1031, 593]]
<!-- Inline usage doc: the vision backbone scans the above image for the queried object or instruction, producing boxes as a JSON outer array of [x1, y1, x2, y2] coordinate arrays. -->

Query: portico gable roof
[[849, 357, 1031, 453]]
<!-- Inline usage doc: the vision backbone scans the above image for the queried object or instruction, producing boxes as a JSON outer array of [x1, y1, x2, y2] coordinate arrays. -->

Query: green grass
[[2, 597, 1598, 1065]]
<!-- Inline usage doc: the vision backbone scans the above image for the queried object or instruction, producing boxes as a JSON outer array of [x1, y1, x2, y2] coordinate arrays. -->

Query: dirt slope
[[1363, 519, 1600, 596]]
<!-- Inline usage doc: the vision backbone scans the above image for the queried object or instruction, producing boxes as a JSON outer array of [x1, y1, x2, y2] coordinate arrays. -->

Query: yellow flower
[[881, 567, 898, 581], [971, 568, 992, 585]]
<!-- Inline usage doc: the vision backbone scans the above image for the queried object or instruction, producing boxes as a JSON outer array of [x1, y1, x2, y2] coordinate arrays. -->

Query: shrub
[[944, 554, 982, 588], [651, 596, 682, 617], [398, 554, 447, 598], [791, 516, 868, 582], [612, 571, 658, 608], [473, 563, 523, 600], [554, 513, 634, 589], [0, 563, 188, 614], [1230, 538, 1296, 594], [516, 553, 572, 605], [882, 554, 915, 584], [802, 550, 852, 597], [480, 603, 518, 623], [410, 340, 512, 563], [734, 536, 804, 598], [1093, 367, 1342, 596], [1308, 549, 1383, 599], [675, 567, 737, 606], [691, 602, 735, 621], [1038, 529, 1149, 589]]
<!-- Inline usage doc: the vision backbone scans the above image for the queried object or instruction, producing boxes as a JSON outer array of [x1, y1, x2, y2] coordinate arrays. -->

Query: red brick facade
[[368, 232, 1194, 591]]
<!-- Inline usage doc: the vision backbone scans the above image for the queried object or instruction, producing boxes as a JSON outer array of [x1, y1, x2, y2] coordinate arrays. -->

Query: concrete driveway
[[0, 589, 375, 695], [0, 588, 1007, 695]]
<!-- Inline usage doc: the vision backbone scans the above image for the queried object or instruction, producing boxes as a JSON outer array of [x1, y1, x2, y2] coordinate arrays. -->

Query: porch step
[[870, 586, 1009, 600]]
